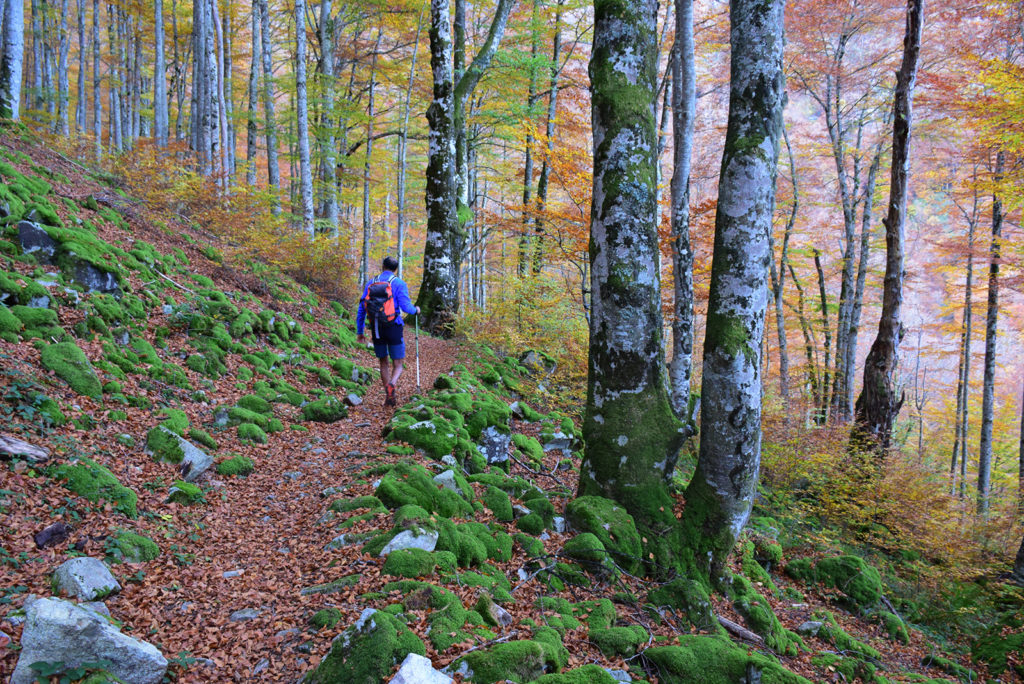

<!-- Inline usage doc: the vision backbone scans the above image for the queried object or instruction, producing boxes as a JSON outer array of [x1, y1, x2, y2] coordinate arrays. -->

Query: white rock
[[53, 557, 120, 601], [552, 516, 566, 534], [379, 528, 439, 556], [391, 653, 454, 684], [11, 597, 167, 684], [432, 470, 461, 493]]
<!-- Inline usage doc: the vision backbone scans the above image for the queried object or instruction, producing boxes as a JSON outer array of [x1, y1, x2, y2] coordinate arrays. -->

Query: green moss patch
[[52, 457, 138, 518], [217, 455, 254, 476], [785, 554, 882, 611], [305, 609, 425, 684], [301, 397, 348, 423], [106, 530, 160, 563], [167, 480, 204, 505], [40, 341, 102, 398], [645, 635, 811, 683], [564, 496, 642, 574]]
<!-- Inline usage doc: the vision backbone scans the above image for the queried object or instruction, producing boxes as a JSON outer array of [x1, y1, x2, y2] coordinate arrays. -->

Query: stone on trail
[[392, 653, 454, 684], [343, 393, 363, 407], [380, 528, 439, 556], [796, 620, 823, 636], [11, 596, 167, 684], [229, 608, 261, 622], [53, 557, 121, 601]]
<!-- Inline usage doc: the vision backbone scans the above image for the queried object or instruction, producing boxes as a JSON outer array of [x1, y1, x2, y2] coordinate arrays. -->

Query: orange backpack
[[365, 274, 398, 331]]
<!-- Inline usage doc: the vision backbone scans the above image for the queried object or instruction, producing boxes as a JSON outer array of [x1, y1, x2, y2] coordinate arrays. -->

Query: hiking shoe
[[385, 383, 396, 407]]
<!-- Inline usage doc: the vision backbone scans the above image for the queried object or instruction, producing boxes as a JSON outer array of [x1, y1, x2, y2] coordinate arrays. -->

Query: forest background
[[0, 0, 1023, 662]]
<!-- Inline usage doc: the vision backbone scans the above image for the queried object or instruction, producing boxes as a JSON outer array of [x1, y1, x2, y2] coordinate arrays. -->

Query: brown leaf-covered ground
[[0, 133, 994, 683]]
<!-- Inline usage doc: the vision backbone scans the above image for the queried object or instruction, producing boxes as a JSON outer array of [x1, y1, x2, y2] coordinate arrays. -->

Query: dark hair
[[383, 256, 399, 272]]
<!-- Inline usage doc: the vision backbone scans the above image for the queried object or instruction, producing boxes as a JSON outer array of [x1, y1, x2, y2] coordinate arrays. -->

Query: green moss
[[237, 394, 272, 415], [920, 654, 976, 681], [374, 462, 474, 518], [188, 428, 218, 450], [729, 575, 803, 656], [564, 496, 642, 574], [238, 422, 268, 444], [145, 427, 186, 464], [787, 555, 882, 611], [456, 640, 547, 683], [873, 610, 909, 644], [385, 580, 471, 651], [167, 480, 204, 505], [589, 625, 648, 658], [812, 610, 879, 658], [483, 486, 514, 522], [217, 455, 254, 476], [305, 609, 425, 684], [40, 341, 101, 398], [516, 512, 545, 535], [512, 433, 545, 464], [53, 456, 138, 518], [646, 635, 812, 684], [309, 607, 343, 630], [107, 530, 160, 563], [531, 665, 619, 684], [382, 548, 438, 578], [330, 495, 386, 514], [973, 616, 1024, 678], [301, 397, 348, 423], [300, 574, 362, 596]]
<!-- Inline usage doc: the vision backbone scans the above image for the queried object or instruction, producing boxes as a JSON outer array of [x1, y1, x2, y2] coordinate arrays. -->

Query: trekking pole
[[415, 314, 421, 388]]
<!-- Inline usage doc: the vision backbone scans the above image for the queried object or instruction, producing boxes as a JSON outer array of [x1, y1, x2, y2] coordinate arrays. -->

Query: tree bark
[[317, 0, 337, 232], [978, 150, 1004, 514], [789, 263, 820, 415], [56, 0, 69, 133], [813, 249, 832, 422], [74, 0, 84, 132], [153, 0, 168, 146], [0, 0, 24, 119], [768, 124, 797, 411], [853, 0, 924, 455], [91, 0, 100, 156], [295, 0, 313, 233], [668, 0, 696, 424], [532, 0, 563, 275], [395, 10, 423, 276], [359, 27, 384, 281], [681, 0, 785, 574], [245, 0, 259, 185], [518, 0, 539, 278], [416, 0, 514, 334], [578, 0, 686, 565], [258, 0, 280, 206], [1013, 534, 1024, 585], [951, 192, 977, 497]]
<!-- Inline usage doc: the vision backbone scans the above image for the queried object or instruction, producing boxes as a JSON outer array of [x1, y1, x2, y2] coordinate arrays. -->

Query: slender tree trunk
[[416, 0, 514, 333], [258, 0, 279, 207], [222, 0, 234, 177], [245, 0, 259, 184], [395, 10, 423, 275], [56, 0, 69, 133], [0, 0, 24, 119], [152, 0, 167, 146], [107, 3, 121, 152], [30, 0, 42, 112], [171, 0, 183, 141], [768, 124, 797, 411], [518, 0, 539, 277], [853, 0, 924, 455], [668, 0, 696, 422], [91, 0, 100, 157], [359, 27, 383, 281], [317, 0, 337, 232], [578, 0, 686, 570], [212, 0, 229, 180], [1013, 534, 1024, 585], [1018, 383, 1024, 503], [295, 0, 313, 233], [951, 207, 976, 496], [978, 150, 1005, 514], [681, 0, 785, 573], [74, 0, 84, 131], [533, 0, 562, 275], [789, 263, 820, 416], [813, 249, 832, 422]]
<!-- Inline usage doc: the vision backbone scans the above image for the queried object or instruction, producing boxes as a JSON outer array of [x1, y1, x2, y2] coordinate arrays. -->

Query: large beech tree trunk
[[0, 0, 24, 119], [680, 0, 785, 574], [978, 150, 1004, 514], [853, 0, 923, 454], [294, 0, 314, 234], [668, 0, 696, 423], [154, 0, 168, 147], [578, 0, 686, 560]]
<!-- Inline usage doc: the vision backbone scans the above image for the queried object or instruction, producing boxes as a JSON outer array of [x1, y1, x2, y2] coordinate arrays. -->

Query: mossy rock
[[382, 548, 438, 578], [309, 607, 344, 630], [107, 530, 160, 563], [217, 455, 254, 476], [454, 640, 548, 683], [52, 457, 138, 518], [515, 512, 545, 535], [512, 433, 545, 464], [564, 496, 642, 574], [0, 304, 24, 339], [920, 654, 976, 681], [646, 635, 812, 684], [188, 428, 218, 450], [145, 426, 186, 464], [237, 393, 272, 415], [531, 665, 620, 684], [786, 554, 882, 612], [238, 422, 268, 444], [305, 609, 425, 684], [374, 462, 474, 518], [40, 341, 102, 398], [729, 575, 803, 656], [330, 495, 386, 515], [386, 580, 471, 651], [483, 486, 514, 522], [301, 397, 348, 423], [562, 533, 615, 576], [588, 625, 648, 658], [167, 480, 204, 505], [873, 610, 909, 645]]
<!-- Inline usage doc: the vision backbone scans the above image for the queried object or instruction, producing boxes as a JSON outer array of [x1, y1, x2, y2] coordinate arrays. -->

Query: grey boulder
[[11, 597, 167, 684], [392, 653, 453, 684], [379, 528, 439, 556], [476, 426, 511, 466], [53, 557, 120, 601], [18, 221, 57, 263]]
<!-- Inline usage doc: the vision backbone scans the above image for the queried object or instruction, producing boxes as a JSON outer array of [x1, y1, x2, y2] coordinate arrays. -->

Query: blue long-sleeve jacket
[[356, 271, 417, 335]]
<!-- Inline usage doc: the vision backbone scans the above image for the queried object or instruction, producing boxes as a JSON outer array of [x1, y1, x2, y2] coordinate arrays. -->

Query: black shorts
[[371, 322, 405, 360]]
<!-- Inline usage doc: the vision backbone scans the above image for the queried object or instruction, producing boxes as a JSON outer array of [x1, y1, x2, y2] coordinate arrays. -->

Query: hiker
[[356, 256, 421, 407]]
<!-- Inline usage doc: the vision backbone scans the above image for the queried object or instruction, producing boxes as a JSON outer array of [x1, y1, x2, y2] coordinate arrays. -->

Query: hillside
[[0, 130, 1020, 683]]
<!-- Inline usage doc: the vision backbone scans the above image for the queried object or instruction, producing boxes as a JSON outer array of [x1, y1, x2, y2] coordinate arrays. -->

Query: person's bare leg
[[379, 358, 391, 389], [390, 359, 405, 388]]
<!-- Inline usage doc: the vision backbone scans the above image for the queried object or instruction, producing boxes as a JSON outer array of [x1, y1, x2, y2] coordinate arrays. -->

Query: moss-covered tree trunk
[[679, 0, 785, 576], [577, 0, 686, 563], [853, 0, 924, 454], [0, 0, 24, 120]]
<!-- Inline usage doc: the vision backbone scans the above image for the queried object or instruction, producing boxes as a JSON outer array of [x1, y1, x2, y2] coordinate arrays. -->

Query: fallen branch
[[157, 270, 196, 294], [717, 615, 765, 646]]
